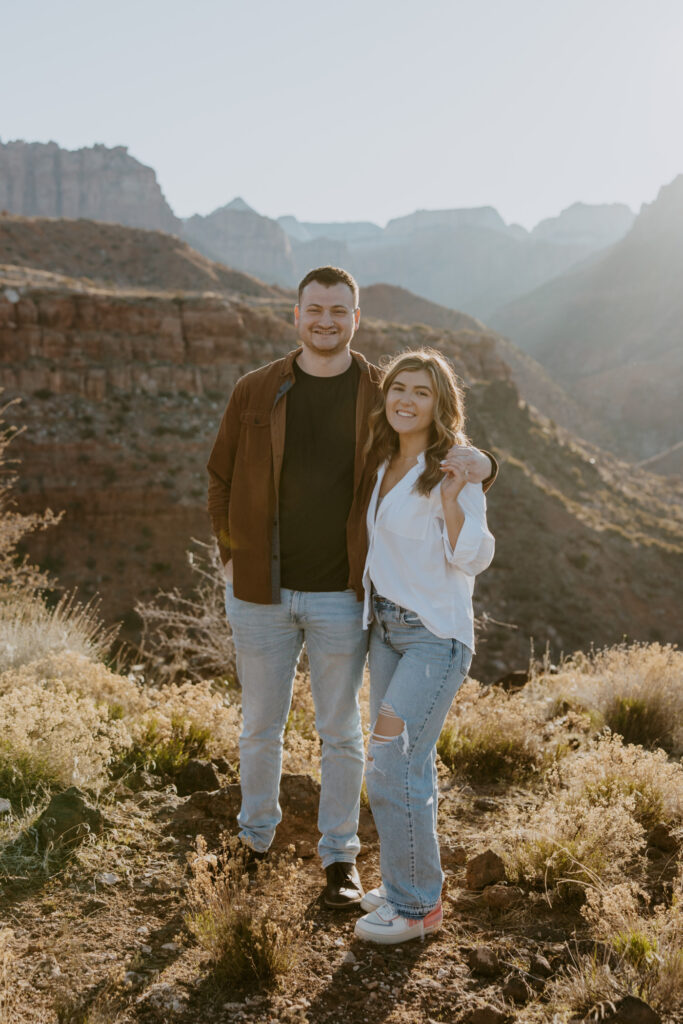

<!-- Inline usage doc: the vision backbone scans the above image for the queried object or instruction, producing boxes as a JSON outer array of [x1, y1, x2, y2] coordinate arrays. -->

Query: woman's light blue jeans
[[225, 584, 367, 868], [366, 594, 472, 918]]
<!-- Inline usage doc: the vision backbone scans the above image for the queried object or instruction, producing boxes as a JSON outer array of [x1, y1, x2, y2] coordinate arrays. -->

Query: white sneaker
[[354, 900, 443, 944], [360, 883, 387, 911]]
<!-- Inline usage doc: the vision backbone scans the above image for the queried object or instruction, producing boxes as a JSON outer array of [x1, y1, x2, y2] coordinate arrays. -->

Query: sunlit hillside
[[1, 408, 682, 1024]]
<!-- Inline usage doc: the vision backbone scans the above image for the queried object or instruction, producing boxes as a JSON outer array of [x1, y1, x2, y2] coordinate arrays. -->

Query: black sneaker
[[323, 862, 364, 909], [238, 842, 268, 875]]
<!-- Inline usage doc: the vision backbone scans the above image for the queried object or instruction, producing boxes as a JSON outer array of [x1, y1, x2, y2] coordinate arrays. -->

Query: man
[[207, 266, 495, 908]]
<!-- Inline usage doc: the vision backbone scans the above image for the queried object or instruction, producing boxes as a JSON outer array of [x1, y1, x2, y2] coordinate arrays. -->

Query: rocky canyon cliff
[[0, 141, 179, 233], [1, 221, 681, 679]]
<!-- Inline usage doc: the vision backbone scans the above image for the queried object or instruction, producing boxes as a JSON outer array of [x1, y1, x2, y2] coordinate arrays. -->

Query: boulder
[[502, 975, 531, 1004], [607, 996, 661, 1023], [173, 784, 241, 825], [36, 787, 103, 847], [482, 885, 522, 910], [175, 759, 221, 796], [279, 773, 321, 816], [465, 1009, 507, 1024], [646, 823, 679, 854], [125, 769, 158, 793], [465, 850, 506, 889], [467, 946, 500, 977]]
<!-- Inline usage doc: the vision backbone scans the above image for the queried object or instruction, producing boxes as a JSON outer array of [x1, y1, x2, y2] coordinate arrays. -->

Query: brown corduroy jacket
[[207, 348, 384, 604], [207, 347, 497, 604]]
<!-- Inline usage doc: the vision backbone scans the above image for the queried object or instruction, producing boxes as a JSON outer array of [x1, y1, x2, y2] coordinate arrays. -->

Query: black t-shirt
[[279, 359, 360, 591]]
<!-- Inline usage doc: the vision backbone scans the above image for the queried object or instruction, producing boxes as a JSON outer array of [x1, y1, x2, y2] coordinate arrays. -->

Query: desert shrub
[[0, 681, 131, 802], [53, 973, 127, 1024], [0, 398, 62, 596], [559, 733, 682, 829], [0, 591, 116, 673], [128, 715, 213, 775], [577, 870, 683, 1015], [535, 643, 683, 755], [0, 649, 146, 717], [507, 790, 645, 899], [135, 540, 236, 685], [0, 927, 16, 1024], [186, 835, 309, 989], [282, 671, 322, 777], [540, 953, 624, 1023], [127, 680, 240, 774], [437, 679, 551, 782], [506, 733, 682, 899]]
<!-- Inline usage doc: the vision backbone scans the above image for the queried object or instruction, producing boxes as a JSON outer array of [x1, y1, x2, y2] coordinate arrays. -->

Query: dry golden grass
[[186, 835, 310, 990], [127, 679, 241, 774], [534, 642, 683, 755], [53, 972, 127, 1024], [135, 540, 236, 685], [0, 680, 131, 803], [531, 870, 683, 1021], [0, 591, 117, 674], [0, 645, 241, 796], [0, 928, 16, 1024], [437, 679, 555, 781], [560, 732, 683, 828], [504, 733, 683, 899], [0, 649, 146, 715], [581, 869, 683, 1015], [507, 788, 645, 899], [0, 396, 62, 596]]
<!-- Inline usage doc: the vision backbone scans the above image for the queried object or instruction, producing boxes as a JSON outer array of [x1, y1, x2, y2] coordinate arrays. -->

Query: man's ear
[[294, 304, 300, 326], [354, 307, 361, 328]]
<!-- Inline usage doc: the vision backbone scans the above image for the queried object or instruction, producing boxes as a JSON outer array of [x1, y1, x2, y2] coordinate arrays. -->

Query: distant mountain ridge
[[491, 175, 683, 460], [0, 214, 279, 297], [0, 139, 636, 319], [0, 140, 179, 233]]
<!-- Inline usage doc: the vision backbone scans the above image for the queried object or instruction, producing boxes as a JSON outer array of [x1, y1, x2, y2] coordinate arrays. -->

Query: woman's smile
[[385, 369, 435, 443]]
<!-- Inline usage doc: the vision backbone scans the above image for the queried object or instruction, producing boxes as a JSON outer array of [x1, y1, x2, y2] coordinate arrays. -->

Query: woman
[[354, 348, 495, 944]]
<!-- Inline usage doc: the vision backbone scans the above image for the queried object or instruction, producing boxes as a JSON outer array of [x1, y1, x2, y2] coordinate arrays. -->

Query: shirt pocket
[[238, 410, 271, 464], [380, 496, 433, 541]]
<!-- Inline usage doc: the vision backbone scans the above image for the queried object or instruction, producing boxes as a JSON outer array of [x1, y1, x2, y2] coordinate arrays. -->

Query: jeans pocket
[[459, 641, 473, 677]]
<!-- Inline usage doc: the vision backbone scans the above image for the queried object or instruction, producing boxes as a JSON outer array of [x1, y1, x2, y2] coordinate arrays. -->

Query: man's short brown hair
[[297, 266, 359, 307]]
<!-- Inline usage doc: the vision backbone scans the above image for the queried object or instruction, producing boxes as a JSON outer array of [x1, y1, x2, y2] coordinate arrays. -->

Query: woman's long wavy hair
[[364, 348, 469, 496]]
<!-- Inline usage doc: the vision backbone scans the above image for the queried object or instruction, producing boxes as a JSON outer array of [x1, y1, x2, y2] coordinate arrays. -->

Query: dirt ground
[[4, 760, 676, 1024]]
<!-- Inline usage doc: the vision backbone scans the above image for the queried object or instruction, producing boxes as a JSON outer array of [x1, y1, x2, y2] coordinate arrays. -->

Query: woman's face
[[385, 368, 436, 441]]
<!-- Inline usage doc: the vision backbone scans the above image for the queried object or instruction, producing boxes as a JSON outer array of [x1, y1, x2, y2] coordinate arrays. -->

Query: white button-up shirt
[[362, 454, 495, 650]]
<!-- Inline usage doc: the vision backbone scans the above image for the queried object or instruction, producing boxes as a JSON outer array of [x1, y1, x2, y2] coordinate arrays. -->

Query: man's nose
[[319, 309, 334, 324]]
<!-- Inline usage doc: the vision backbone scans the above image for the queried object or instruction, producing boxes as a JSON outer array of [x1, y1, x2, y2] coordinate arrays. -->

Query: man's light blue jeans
[[366, 594, 472, 918], [225, 584, 367, 868]]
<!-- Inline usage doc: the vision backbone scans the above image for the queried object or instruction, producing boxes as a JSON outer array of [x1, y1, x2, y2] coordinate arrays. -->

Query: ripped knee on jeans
[[367, 703, 409, 766]]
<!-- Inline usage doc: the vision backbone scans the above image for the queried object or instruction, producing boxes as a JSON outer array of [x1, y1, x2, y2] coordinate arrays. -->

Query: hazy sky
[[2, 0, 683, 228]]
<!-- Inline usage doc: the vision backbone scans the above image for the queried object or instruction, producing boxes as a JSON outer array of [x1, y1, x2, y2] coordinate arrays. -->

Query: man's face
[[294, 281, 360, 357]]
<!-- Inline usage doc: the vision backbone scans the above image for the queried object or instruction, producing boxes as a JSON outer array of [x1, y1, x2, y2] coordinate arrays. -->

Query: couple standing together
[[207, 266, 496, 944]]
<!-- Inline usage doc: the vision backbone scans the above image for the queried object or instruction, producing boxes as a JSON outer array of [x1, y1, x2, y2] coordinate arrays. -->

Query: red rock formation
[[2, 281, 681, 678], [0, 215, 280, 297]]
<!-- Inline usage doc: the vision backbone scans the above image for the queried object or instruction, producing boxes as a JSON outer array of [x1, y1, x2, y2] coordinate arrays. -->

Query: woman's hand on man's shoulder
[[440, 446, 491, 484]]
